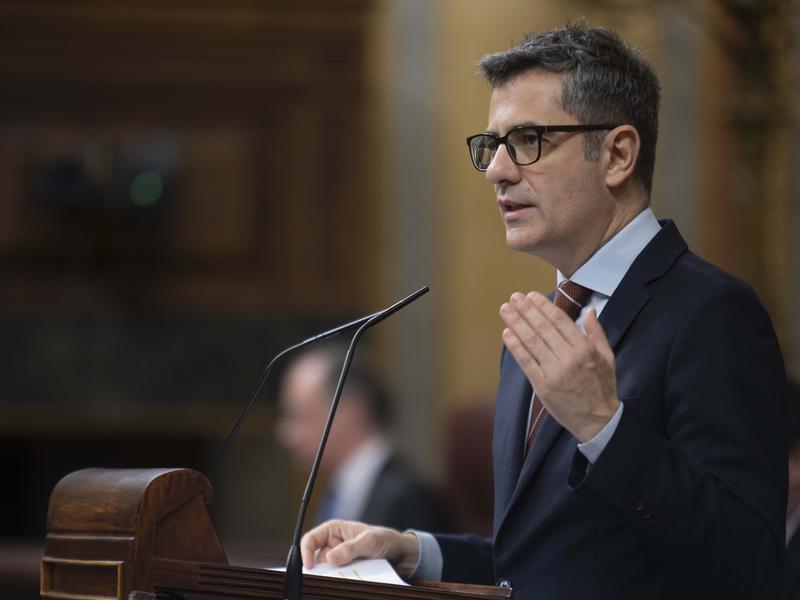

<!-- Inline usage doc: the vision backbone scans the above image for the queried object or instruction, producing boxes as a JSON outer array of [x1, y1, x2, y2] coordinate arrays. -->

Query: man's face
[[485, 70, 612, 273], [275, 354, 359, 471], [275, 355, 330, 468]]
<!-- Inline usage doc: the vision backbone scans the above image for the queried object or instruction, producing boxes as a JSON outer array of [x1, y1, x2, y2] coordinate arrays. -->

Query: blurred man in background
[[275, 342, 450, 532]]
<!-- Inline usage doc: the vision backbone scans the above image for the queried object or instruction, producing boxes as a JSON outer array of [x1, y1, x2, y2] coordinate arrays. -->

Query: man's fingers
[[527, 292, 584, 346], [502, 327, 544, 385], [326, 531, 372, 566], [501, 290, 587, 364], [300, 520, 356, 568], [501, 295, 544, 350], [301, 542, 315, 569], [584, 308, 614, 363], [300, 522, 332, 567], [501, 296, 559, 366]]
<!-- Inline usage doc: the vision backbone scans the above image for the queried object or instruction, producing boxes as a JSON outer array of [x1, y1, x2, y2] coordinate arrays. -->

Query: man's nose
[[485, 143, 521, 185]]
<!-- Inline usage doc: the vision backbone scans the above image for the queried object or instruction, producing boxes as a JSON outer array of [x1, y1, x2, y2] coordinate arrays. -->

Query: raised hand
[[499, 291, 619, 442]]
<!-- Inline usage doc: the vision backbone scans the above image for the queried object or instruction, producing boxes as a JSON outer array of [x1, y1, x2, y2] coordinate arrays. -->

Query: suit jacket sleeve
[[434, 533, 495, 585], [568, 279, 787, 597]]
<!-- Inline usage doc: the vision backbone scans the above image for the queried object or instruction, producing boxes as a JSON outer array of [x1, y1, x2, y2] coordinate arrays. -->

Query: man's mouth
[[498, 199, 532, 212]]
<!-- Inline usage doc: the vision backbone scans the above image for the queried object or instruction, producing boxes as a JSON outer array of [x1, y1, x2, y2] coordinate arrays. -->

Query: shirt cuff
[[405, 530, 443, 581], [577, 402, 624, 464]]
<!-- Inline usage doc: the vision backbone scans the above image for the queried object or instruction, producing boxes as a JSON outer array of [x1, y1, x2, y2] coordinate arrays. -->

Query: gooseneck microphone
[[283, 285, 429, 600]]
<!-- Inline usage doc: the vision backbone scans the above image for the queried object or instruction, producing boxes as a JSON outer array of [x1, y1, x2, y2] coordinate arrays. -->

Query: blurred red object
[[444, 401, 494, 537]]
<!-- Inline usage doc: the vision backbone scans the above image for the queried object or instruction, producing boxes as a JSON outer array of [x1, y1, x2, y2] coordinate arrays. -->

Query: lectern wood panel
[[41, 557, 123, 600], [153, 559, 510, 599], [43, 468, 227, 598], [41, 468, 513, 600]]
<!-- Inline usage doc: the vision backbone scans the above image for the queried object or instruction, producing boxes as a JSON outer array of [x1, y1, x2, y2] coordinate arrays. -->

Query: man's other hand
[[300, 520, 421, 579]]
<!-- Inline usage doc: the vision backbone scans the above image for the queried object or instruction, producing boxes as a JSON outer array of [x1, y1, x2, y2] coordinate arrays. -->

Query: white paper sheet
[[270, 558, 409, 586]]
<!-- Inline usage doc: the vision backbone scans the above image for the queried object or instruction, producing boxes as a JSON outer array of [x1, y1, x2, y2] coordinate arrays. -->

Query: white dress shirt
[[410, 207, 662, 581], [328, 436, 392, 522], [787, 505, 800, 546]]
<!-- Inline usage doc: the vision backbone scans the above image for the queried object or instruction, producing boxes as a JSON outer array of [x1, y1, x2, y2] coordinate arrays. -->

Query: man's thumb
[[584, 308, 613, 361]]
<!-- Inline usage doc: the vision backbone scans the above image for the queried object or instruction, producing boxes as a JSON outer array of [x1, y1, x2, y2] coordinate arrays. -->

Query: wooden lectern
[[40, 468, 512, 600]]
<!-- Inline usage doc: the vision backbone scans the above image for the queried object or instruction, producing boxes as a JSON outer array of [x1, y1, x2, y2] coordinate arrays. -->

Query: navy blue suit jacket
[[436, 221, 787, 599]]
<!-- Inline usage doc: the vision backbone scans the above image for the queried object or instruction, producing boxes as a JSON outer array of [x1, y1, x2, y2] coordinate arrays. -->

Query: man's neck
[[558, 201, 647, 277], [326, 428, 380, 473]]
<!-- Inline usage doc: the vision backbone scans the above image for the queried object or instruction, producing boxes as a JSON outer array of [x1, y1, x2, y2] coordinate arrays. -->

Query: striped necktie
[[525, 280, 594, 454]]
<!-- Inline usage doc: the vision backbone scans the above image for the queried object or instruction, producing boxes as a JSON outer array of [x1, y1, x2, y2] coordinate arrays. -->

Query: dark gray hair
[[479, 23, 660, 196]]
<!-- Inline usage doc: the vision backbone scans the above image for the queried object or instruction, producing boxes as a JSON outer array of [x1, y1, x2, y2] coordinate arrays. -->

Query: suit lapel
[[492, 350, 531, 536], [600, 220, 687, 349], [598, 272, 650, 350], [497, 411, 564, 535], [493, 220, 689, 538]]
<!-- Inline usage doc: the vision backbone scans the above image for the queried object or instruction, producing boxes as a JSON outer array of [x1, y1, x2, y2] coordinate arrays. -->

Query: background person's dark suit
[[435, 221, 787, 599], [779, 379, 800, 600], [781, 532, 800, 600], [359, 456, 451, 533]]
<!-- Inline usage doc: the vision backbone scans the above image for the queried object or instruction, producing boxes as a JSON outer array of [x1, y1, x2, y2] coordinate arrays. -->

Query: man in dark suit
[[276, 342, 449, 533], [299, 24, 787, 599]]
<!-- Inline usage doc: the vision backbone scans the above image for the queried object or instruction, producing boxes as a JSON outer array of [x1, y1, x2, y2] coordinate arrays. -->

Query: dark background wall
[[0, 1, 381, 596]]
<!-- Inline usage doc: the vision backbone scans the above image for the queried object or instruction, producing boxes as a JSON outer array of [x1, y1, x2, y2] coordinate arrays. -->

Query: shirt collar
[[557, 207, 661, 297], [333, 435, 392, 489]]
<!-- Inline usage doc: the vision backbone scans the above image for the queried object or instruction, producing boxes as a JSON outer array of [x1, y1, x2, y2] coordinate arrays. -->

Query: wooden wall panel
[[0, 3, 376, 572], [0, 0, 374, 315]]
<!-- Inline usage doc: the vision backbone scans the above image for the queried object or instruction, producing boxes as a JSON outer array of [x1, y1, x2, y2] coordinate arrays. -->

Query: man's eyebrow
[[484, 121, 542, 135]]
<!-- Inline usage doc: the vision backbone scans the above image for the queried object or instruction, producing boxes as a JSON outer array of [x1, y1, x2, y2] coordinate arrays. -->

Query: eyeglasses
[[466, 124, 617, 171]]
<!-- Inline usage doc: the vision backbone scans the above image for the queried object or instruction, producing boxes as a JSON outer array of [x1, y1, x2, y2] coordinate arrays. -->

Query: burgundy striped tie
[[525, 280, 593, 454]]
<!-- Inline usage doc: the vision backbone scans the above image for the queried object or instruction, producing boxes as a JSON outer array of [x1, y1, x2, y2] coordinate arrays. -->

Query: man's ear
[[603, 125, 640, 190]]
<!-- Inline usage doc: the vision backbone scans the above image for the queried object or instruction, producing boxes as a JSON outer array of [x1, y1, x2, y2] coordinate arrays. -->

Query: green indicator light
[[130, 171, 163, 207]]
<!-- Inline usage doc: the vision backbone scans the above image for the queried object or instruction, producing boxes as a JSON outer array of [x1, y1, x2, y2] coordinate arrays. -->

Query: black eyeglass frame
[[466, 124, 618, 172]]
